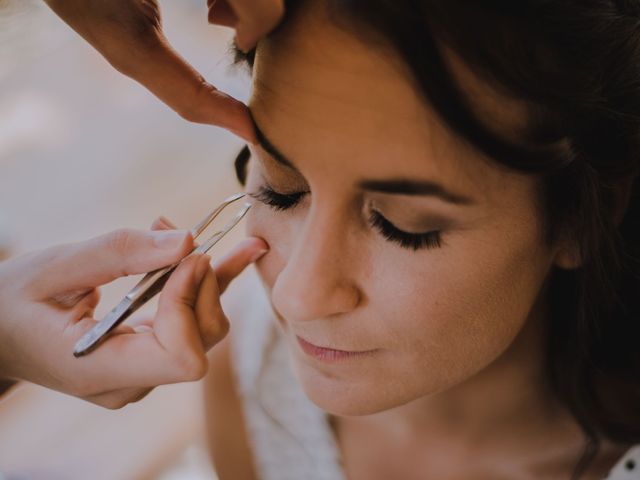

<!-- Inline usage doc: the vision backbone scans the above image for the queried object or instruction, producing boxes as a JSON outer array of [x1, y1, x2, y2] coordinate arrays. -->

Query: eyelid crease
[[250, 147, 311, 192]]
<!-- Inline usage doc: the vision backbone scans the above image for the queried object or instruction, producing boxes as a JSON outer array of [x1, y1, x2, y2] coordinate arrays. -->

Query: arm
[[205, 335, 257, 480]]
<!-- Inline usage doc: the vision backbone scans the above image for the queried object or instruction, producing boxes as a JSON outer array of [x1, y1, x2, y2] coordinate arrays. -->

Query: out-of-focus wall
[[0, 1, 251, 478]]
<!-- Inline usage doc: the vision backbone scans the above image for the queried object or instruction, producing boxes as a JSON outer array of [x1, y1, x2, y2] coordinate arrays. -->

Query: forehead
[[248, 0, 532, 199]]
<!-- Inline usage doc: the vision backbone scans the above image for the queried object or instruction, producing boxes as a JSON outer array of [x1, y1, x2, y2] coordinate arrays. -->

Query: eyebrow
[[357, 179, 475, 205], [251, 115, 475, 206], [252, 115, 297, 169]]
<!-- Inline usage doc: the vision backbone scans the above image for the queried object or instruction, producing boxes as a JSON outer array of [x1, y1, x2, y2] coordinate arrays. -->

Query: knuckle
[[106, 229, 137, 271], [107, 228, 134, 254], [100, 228, 139, 279]]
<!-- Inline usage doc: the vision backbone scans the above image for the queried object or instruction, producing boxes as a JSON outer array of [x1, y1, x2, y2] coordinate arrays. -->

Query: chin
[[291, 358, 422, 417]]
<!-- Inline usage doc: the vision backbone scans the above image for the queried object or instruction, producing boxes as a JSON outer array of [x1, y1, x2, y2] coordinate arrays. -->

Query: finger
[[85, 386, 153, 410], [212, 237, 269, 293], [194, 267, 229, 350], [224, 0, 285, 51], [127, 262, 226, 348], [127, 314, 155, 332], [47, 0, 254, 140], [152, 254, 211, 373], [116, 36, 256, 142], [151, 216, 178, 231], [68, 255, 212, 391], [51, 287, 100, 310], [30, 229, 194, 298]]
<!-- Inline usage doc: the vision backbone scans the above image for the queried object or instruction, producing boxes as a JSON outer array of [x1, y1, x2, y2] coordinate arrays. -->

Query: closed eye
[[249, 184, 443, 251], [369, 210, 443, 251], [248, 185, 306, 211]]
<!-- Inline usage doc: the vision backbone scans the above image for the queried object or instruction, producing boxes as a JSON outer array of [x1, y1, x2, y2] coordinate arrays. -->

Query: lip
[[296, 335, 378, 363]]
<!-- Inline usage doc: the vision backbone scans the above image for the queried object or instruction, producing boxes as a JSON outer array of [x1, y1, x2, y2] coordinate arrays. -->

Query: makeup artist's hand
[[42, 0, 285, 141], [0, 227, 267, 408]]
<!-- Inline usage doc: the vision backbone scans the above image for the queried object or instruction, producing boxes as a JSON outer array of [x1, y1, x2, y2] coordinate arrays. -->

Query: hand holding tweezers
[[73, 192, 251, 357]]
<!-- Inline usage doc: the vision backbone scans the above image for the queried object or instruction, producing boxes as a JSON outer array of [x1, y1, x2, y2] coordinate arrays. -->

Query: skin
[[0, 223, 267, 409], [246, 1, 558, 417], [207, 1, 629, 478], [44, 0, 285, 141], [0, 0, 279, 406]]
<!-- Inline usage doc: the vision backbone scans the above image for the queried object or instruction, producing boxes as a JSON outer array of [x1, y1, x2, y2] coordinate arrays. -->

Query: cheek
[[370, 227, 552, 393]]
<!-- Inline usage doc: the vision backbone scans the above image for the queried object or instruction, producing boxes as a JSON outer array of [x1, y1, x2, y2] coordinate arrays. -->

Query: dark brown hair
[[234, 0, 640, 476]]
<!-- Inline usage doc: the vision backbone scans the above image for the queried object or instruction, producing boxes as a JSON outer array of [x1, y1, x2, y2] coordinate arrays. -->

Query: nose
[[271, 204, 362, 323]]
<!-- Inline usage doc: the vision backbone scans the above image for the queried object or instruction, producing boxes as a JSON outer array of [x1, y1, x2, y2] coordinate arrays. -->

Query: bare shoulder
[[205, 335, 257, 480], [204, 269, 265, 480]]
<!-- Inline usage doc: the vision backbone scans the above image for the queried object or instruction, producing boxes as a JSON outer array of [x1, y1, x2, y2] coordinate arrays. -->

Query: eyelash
[[368, 210, 442, 251], [249, 185, 443, 251], [249, 185, 307, 211]]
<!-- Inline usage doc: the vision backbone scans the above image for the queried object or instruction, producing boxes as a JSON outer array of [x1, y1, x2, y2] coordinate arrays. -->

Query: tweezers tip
[[73, 333, 95, 358], [224, 192, 246, 203]]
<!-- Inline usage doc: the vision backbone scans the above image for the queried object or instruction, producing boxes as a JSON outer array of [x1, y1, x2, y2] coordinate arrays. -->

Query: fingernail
[[133, 325, 153, 334], [196, 255, 212, 282], [250, 248, 269, 262], [152, 230, 189, 249]]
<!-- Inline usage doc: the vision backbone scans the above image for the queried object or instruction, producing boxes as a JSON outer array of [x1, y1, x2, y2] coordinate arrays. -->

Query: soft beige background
[[0, 1, 251, 478]]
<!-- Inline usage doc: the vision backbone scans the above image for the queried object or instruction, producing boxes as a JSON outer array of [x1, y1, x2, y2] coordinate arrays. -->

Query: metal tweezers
[[73, 192, 251, 357]]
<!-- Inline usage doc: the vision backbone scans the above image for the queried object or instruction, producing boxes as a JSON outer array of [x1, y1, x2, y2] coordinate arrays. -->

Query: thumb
[[45, 0, 255, 142], [29, 229, 194, 298], [113, 35, 255, 142]]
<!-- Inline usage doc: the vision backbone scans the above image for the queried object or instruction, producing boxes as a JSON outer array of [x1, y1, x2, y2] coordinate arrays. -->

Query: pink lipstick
[[296, 335, 377, 362]]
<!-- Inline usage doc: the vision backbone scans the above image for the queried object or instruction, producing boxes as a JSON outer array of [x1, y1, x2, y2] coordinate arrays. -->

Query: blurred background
[[0, 0, 250, 478]]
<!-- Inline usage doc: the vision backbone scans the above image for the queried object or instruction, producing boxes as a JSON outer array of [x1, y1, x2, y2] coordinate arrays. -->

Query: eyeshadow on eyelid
[[253, 160, 309, 193], [381, 213, 449, 232]]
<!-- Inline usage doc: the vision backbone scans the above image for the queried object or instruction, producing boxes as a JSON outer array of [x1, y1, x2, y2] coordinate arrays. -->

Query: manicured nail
[[196, 254, 212, 282], [152, 230, 190, 249]]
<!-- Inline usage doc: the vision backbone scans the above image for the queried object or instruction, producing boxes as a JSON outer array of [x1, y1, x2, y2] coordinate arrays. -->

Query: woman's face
[[243, 4, 560, 416]]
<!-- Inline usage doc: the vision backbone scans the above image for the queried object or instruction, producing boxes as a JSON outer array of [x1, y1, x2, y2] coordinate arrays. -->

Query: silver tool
[[73, 192, 251, 357]]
